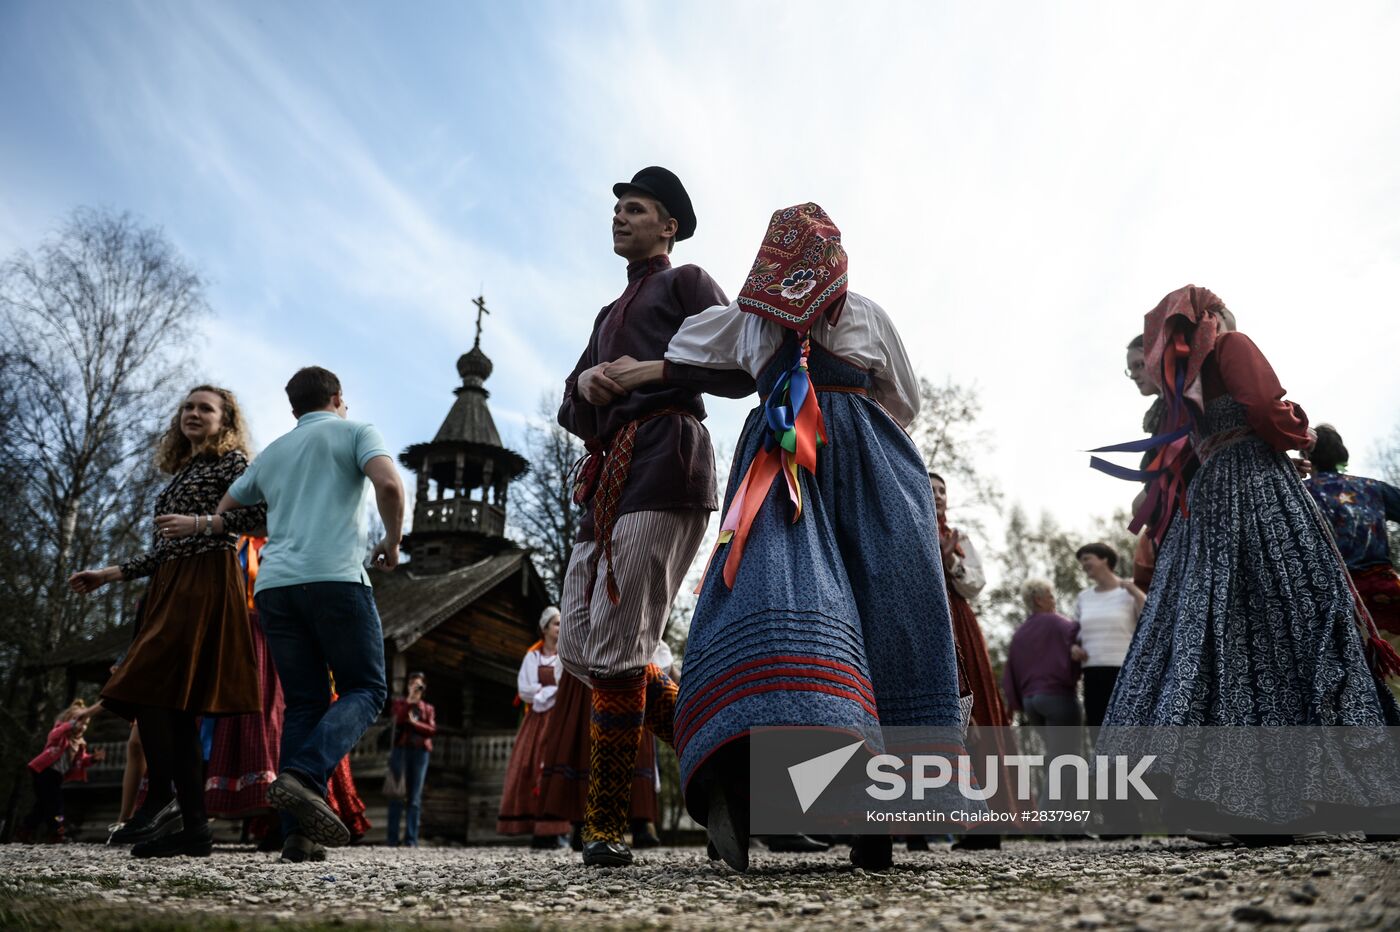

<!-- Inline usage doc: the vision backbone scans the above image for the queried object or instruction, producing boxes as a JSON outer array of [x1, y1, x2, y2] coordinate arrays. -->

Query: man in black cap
[[557, 167, 752, 867]]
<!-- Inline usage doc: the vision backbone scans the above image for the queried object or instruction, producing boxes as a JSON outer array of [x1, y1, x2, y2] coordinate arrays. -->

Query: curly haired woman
[[70, 385, 266, 857]]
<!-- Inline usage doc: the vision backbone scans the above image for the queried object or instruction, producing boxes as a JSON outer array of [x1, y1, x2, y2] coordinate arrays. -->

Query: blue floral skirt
[[674, 346, 963, 821]]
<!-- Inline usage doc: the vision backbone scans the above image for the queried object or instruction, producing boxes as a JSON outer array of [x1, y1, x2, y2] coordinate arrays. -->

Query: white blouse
[[1073, 586, 1139, 668], [517, 649, 560, 713], [663, 292, 922, 428], [946, 530, 986, 602]]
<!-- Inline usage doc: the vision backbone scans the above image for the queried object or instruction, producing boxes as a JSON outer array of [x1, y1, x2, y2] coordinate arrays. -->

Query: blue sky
[[4, 1, 1399, 559]]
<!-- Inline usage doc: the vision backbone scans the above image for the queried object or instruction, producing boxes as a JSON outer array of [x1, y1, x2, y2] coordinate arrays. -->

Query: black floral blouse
[[119, 450, 268, 580]]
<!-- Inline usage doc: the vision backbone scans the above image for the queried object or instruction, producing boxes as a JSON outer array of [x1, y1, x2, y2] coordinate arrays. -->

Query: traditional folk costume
[[556, 167, 750, 860], [939, 519, 1019, 836], [323, 687, 372, 842], [1097, 286, 1400, 827], [205, 537, 282, 819], [1306, 470, 1400, 640], [498, 610, 573, 841], [662, 204, 965, 868], [532, 667, 664, 841]]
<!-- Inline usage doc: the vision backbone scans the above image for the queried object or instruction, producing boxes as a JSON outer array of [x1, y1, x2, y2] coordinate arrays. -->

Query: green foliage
[[0, 208, 206, 833], [978, 505, 1136, 667]]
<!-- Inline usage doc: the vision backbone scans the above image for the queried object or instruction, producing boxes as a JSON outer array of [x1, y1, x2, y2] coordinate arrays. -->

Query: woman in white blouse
[[1073, 542, 1145, 727], [497, 607, 571, 846]]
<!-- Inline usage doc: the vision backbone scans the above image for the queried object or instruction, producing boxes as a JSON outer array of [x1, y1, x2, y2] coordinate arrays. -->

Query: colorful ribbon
[[1089, 331, 1197, 545], [703, 337, 827, 591]]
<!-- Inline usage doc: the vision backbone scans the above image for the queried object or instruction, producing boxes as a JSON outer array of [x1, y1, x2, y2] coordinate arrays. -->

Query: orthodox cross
[[472, 294, 490, 348]]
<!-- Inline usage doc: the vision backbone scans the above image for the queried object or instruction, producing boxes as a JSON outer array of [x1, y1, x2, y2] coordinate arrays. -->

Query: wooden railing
[[415, 499, 506, 538], [71, 722, 516, 785]]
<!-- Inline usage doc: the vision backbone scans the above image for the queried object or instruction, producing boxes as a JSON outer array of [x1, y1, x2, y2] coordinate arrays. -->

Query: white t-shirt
[[1074, 586, 1138, 668]]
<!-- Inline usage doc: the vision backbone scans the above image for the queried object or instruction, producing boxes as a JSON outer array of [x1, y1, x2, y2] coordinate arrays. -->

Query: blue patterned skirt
[[1101, 397, 1400, 821], [674, 343, 963, 819]]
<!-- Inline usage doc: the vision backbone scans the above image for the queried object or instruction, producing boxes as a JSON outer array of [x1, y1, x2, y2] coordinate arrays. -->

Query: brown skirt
[[497, 704, 572, 837], [534, 671, 660, 824], [103, 549, 261, 719], [949, 587, 1023, 820]]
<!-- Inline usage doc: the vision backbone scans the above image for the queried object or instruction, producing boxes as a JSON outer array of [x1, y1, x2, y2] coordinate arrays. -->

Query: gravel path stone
[[1, 838, 1397, 929]]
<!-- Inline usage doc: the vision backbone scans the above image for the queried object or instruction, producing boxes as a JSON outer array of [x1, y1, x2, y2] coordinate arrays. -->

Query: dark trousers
[[256, 582, 388, 835], [1082, 666, 1121, 728], [22, 769, 64, 840]]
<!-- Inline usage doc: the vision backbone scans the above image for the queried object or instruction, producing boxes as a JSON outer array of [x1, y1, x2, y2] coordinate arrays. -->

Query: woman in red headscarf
[[1096, 285, 1400, 834], [607, 204, 967, 871]]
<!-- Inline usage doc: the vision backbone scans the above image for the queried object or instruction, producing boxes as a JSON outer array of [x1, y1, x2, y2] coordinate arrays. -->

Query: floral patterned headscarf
[[737, 203, 849, 332]]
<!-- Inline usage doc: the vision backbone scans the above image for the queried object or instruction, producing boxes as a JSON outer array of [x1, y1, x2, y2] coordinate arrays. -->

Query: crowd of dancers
[[21, 164, 1400, 872]]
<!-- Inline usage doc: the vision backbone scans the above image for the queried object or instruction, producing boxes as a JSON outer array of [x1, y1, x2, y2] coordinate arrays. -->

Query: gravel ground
[[1, 837, 1397, 930]]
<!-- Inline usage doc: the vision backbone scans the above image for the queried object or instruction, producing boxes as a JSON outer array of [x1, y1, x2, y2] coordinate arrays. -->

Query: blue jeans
[[387, 745, 430, 846], [257, 582, 387, 836]]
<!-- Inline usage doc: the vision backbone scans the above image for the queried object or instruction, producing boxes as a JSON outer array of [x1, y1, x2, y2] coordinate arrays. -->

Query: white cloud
[[4, 0, 1398, 587]]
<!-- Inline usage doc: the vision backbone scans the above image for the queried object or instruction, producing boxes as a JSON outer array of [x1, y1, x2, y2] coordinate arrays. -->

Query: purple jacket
[[1001, 612, 1082, 712]]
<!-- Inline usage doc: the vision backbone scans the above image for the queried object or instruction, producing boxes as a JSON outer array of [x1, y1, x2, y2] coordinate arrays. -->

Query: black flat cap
[[613, 166, 696, 241]]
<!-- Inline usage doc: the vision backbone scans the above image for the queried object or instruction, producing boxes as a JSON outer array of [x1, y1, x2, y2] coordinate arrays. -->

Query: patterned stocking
[[583, 673, 645, 844], [642, 663, 679, 748]]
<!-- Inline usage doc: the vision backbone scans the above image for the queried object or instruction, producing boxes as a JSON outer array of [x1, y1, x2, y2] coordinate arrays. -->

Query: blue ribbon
[[1087, 424, 1191, 455]]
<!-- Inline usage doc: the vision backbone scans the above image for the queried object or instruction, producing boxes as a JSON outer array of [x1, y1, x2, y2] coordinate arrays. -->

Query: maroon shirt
[[392, 698, 437, 752], [559, 254, 753, 541], [1001, 612, 1082, 712], [1200, 332, 1310, 451]]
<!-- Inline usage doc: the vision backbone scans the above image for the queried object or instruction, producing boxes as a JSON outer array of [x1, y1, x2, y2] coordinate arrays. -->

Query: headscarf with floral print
[[700, 204, 848, 593], [738, 203, 849, 332]]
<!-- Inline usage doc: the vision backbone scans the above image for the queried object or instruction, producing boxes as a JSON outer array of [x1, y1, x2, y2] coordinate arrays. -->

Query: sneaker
[[267, 772, 350, 848], [110, 798, 181, 846], [280, 833, 326, 863], [131, 822, 213, 859]]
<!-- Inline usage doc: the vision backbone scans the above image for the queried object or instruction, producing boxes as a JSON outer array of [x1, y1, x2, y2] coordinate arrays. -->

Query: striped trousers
[[558, 509, 709, 683]]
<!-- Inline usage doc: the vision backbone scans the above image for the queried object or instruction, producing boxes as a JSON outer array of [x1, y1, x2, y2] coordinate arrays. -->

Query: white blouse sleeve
[[812, 294, 921, 428], [516, 652, 541, 705], [948, 531, 986, 601], [862, 297, 921, 428], [664, 300, 781, 379]]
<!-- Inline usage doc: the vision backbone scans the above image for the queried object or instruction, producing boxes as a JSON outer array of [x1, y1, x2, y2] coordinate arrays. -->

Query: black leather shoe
[[110, 798, 181, 846], [630, 825, 662, 849], [569, 824, 584, 852], [951, 834, 1002, 850], [268, 772, 349, 848], [705, 781, 749, 872], [906, 835, 931, 852], [850, 836, 893, 871], [758, 834, 832, 853], [582, 840, 634, 867], [280, 833, 326, 863], [132, 822, 213, 859]]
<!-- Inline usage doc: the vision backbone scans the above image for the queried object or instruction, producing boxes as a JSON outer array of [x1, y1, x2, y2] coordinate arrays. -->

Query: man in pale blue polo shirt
[[219, 365, 405, 861]]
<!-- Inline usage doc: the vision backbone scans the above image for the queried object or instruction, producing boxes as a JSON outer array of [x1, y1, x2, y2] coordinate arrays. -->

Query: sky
[[3, 0, 1399, 564]]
